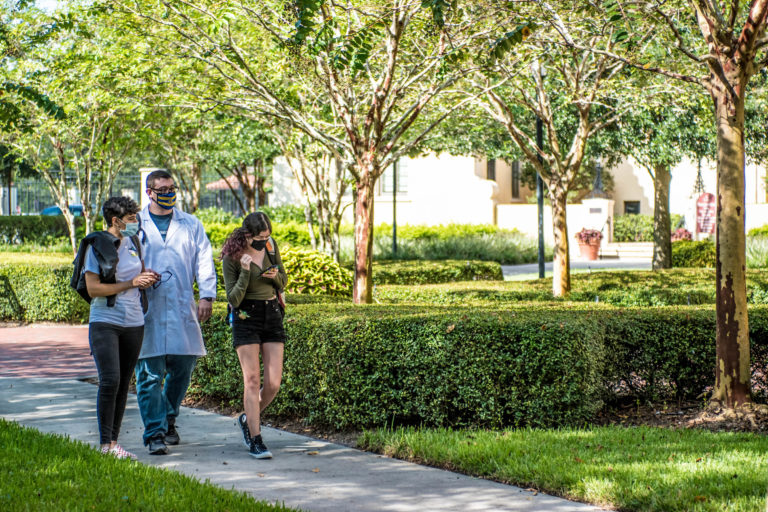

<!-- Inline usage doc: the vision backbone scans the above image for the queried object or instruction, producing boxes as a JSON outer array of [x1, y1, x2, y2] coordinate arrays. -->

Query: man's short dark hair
[[146, 169, 174, 189], [102, 196, 140, 227]]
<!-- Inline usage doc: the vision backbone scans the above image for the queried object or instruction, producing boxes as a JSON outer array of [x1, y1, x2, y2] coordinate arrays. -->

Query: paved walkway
[[0, 324, 607, 512], [502, 258, 651, 280]]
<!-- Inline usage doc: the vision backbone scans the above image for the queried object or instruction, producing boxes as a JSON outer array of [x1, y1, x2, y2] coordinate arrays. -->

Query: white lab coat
[[137, 206, 217, 358]]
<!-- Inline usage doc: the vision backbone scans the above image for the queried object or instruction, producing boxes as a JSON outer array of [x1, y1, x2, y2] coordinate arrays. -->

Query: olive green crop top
[[222, 243, 288, 306]]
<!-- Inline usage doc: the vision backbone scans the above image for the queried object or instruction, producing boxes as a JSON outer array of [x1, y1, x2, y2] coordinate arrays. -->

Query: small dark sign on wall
[[589, 208, 602, 214]]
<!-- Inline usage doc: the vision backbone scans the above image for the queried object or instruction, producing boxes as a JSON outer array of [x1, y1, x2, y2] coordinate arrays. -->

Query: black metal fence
[[5, 172, 245, 216]]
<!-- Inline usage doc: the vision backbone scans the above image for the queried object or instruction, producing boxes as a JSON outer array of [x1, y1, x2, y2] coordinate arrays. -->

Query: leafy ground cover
[[0, 419, 296, 512], [375, 268, 768, 306], [358, 426, 768, 512]]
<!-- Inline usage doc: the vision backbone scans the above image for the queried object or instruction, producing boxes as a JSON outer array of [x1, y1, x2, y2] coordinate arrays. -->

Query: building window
[[624, 201, 641, 215], [511, 160, 520, 199], [381, 160, 408, 194], [487, 159, 496, 181]]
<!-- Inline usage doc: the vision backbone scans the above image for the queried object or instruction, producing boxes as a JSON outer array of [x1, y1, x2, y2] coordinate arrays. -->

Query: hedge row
[[613, 214, 684, 242], [195, 303, 606, 430], [192, 302, 768, 430], [672, 240, 716, 268], [0, 263, 88, 323], [356, 259, 503, 285], [0, 216, 85, 245], [375, 269, 768, 307]]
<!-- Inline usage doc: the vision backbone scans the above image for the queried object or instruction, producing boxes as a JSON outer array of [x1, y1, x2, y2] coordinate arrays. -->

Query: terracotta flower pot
[[578, 240, 600, 260]]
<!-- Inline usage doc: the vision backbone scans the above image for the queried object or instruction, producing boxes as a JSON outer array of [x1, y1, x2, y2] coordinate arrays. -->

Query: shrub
[[748, 224, 768, 238], [259, 204, 312, 224], [0, 263, 88, 323], [194, 207, 240, 224], [672, 240, 716, 268], [340, 232, 546, 264], [282, 248, 352, 296], [195, 303, 606, 429], [670, 228, 692, 241], [369, 260, 503, 285], [205, 221, 312, 249], [192, 302, 768, 429], [747, 237, 768, 268], [0, 215, 82, 245], [613, 214, 684, 242]]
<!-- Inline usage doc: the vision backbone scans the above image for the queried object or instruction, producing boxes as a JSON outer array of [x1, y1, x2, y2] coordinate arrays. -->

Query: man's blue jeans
[[135, 355, 198, 445]]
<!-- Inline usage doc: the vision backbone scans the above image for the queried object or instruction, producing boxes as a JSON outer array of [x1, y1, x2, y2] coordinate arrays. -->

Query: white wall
[[270, 153, 498, 226], [497, 198, 614, 254]]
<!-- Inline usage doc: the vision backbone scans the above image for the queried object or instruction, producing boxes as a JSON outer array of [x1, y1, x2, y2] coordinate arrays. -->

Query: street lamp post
[[532, 60, 547, 279], [536, 118, 545, 279], [392, 159, 397, 255]]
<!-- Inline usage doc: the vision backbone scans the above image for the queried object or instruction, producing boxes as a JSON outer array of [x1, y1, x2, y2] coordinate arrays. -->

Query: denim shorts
[[232, 298, 286, 347]]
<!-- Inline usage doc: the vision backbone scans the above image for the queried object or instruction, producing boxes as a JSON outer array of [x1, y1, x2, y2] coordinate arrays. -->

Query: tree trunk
[[255, 158, 268, 208], [712, 88, 751, 407], [304, 202, 317, 250], [189, 162, 202, 213], [652, 163, 672, 270], [64, 210, 77, 256], [240, 162, 257, 212], [550, 185, 570, 296], [353, 170, 375, 304]]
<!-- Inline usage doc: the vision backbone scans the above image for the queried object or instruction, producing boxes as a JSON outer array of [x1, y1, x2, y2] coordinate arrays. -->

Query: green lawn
[[359, 426, 768, 512], [0, 251, 72, 265], [0, 419, 298, 511]]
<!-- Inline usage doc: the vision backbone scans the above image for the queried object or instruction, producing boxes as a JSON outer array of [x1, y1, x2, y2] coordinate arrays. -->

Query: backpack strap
[[130, 234, 148, 314]]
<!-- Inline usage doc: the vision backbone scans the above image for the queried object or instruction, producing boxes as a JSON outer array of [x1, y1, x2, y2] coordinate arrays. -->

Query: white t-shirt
[[84, 236, 144, 327]]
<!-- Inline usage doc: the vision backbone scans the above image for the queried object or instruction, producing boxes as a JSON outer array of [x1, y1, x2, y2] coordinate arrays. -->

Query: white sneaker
[[109, 444, 138, 460]]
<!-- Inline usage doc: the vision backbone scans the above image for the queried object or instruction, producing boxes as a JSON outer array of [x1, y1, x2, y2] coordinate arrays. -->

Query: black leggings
[[89, 322, 144, 445]]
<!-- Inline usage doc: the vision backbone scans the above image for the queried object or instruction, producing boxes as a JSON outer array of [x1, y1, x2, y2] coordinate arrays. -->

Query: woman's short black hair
[[242, 211, 272, 236], [102, 196, 140, 227]]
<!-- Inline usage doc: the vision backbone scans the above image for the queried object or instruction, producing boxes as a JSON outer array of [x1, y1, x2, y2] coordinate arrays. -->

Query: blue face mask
[[119, 220, 140, 238], [155, 191, 177, 210]]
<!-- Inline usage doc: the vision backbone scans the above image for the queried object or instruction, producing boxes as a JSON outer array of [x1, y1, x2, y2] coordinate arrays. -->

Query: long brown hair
[[220, 227, 250, 260]]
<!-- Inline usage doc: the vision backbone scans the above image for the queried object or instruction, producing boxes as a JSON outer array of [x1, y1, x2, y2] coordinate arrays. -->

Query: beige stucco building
[[270, 153, 768, 246]]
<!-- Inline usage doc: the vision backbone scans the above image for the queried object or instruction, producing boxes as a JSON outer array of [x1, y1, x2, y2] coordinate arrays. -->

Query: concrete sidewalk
[[0, 377, 606, 512], [502, 258, 651, 281]]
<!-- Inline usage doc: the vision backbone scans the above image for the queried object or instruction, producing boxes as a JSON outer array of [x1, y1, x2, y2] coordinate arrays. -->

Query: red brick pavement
[[0, 325, 95, 378]]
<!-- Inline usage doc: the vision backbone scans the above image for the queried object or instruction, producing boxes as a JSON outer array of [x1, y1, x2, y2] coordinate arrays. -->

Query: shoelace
[[109, 444, 137, 460]]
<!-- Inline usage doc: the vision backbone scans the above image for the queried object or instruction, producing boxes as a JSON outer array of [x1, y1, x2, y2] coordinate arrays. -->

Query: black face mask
[[251, 239, 267, 251]]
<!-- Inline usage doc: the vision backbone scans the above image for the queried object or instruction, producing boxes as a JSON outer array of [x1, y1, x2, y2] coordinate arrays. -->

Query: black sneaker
[[237, 413, 251, 448], [165, 423, 180, 445], [248, 435, 272, 459], [148, 435, 168, 455]]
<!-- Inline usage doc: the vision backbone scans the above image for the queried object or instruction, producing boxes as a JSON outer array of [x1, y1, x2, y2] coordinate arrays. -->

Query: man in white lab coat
[[135, 170, 217, 455]]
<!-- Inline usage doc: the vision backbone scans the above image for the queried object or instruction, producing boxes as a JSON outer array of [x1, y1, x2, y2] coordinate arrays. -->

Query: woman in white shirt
[[83, 196, 157, 459]]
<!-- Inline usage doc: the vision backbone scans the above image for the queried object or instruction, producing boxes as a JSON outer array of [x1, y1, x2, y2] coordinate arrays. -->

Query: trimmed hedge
[[367, 260, 503, 285], [672, 240, 716, 268], [613, 214, 684, 242], [748, 224, 768, 238], [0, 216, 84, 245], [192, 302, 768, 430], [195, 303, 607, 429], [0, 263, 88, 323]]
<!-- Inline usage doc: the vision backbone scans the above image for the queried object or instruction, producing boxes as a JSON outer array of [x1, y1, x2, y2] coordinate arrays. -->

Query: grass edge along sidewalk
[[0, 419, 297, 512], [358, 425, 768, 512]]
